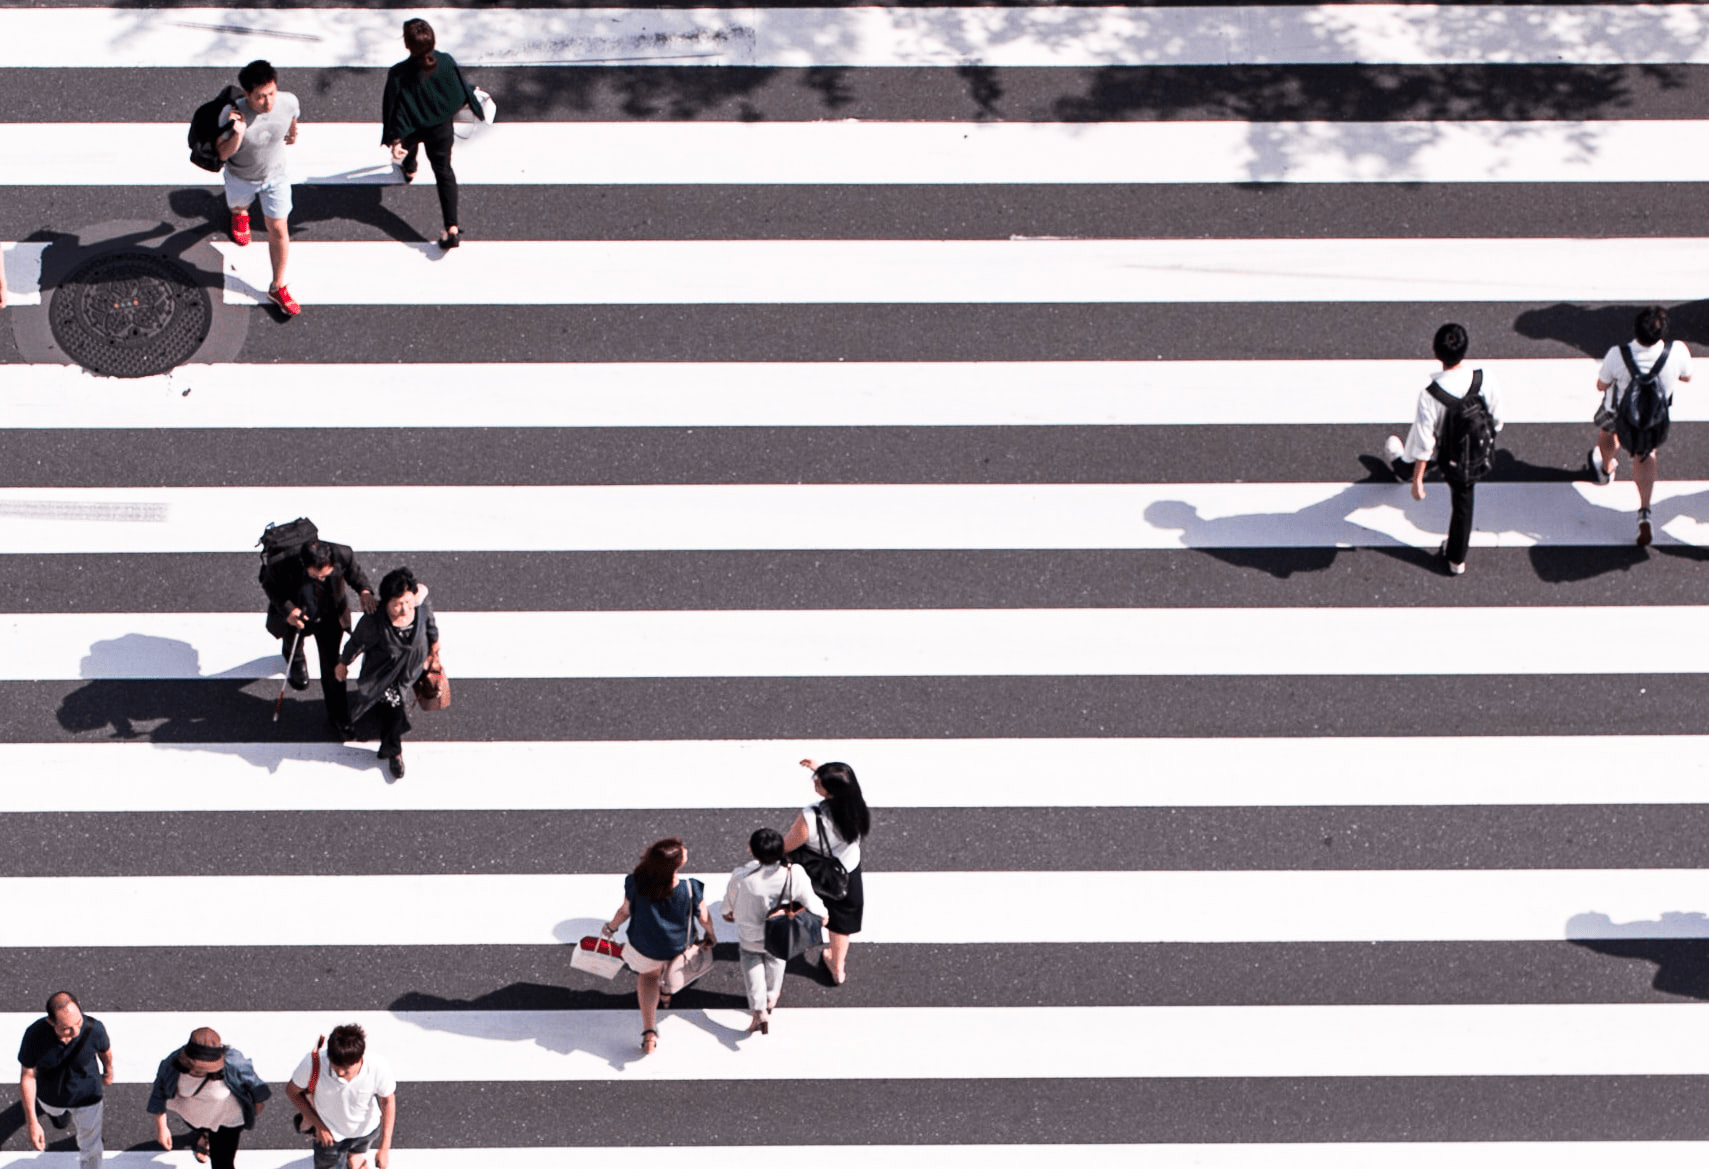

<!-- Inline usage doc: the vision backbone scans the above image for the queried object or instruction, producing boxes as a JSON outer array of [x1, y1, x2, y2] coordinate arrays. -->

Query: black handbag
[[764, 866, 823, 962], [787, 806, 850, 900]]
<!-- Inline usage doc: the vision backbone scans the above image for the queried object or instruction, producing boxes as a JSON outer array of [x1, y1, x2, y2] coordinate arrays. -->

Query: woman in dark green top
[[381, 18, 484, 249]]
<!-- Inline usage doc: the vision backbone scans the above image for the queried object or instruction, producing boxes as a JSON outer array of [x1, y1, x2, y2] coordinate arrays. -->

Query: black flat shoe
[[389, 754, 405, 779], [437, 229, 461, 250]]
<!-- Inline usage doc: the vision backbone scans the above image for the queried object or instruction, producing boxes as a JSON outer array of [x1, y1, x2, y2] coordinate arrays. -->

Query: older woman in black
[[381, 18, 484, 249], [784, 760, 870, 985], [334, 567, 439, 779]]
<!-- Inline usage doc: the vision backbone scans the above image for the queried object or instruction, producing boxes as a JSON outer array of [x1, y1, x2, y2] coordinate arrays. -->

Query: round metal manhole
[[49, 252, 212, 378]]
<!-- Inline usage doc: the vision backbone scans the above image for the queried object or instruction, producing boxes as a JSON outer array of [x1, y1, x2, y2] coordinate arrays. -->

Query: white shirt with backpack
[[1402, 366, 1505, 464], [290, 1050, 394, 1141], [1598, 339, 1692, 412]]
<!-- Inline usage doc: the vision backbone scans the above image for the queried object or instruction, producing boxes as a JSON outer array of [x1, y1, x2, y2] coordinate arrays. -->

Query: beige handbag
[[661, 881, 715, 994]]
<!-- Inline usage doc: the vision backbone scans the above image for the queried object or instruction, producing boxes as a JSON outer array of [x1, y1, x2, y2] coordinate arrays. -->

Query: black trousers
[[282, 621, 350, 726], [401, 119, 459, 230], [1444, 473, 1475, 564], [374, 698, 412, 759], [185, 1124, 243, 1169]]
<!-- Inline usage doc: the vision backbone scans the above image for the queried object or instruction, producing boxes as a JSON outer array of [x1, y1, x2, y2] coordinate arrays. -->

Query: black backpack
[[1427, 370, 1496, 482], [1616, 343, 1673, 461], [187, 86, 244, 173], [257, 518, 319, 630]]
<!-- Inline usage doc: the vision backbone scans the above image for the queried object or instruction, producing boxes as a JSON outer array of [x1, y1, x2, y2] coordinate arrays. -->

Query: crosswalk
[[4, 0, 1709, 1163]]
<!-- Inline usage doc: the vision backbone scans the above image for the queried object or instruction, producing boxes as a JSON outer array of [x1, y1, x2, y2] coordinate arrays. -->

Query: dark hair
[[632, 837, 685, 901], [378, 567, 417, 603], [403, 18, 438, 74], [326, 1024, 366, 1067], [299, 541, 333, 570], [1432, 323, 1468, 368], [814, 762, 870, 844], [1635, 306, 1668, 347], [749, 827, 785, 865], [45, 991, 78, 1019], [237, 60, 277, 93]]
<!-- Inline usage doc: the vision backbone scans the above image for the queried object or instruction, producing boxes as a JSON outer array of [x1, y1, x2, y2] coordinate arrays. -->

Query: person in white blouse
[[783, 760, 871, 986], [722, 828, 826, 1034]]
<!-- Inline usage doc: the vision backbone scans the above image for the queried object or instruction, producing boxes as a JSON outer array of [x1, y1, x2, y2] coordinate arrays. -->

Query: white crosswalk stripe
[[4, 0, 1708, 1158]]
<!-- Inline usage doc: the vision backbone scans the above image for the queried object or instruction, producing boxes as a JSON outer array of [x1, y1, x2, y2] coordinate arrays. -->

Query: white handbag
[[570, 935, 626, 980], [454, 87, 498, 139]]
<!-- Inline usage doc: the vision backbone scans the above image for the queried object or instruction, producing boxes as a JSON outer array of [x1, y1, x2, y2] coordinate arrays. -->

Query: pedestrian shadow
[[76, 632, 277, 682], [1515, 300, 1709, 357], [1568, 911, 1709, 1000], [169, 185, 427, 248]]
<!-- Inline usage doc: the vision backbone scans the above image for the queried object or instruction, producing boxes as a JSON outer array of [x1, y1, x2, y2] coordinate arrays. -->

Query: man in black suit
[[264, 540, 375, 738]]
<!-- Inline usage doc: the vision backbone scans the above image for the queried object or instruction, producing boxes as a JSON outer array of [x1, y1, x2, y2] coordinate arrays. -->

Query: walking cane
[[273, 628, 303, 722]]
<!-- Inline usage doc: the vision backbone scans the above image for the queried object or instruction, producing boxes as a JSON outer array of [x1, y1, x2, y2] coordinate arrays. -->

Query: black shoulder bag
[[787, 805, 851, 900]]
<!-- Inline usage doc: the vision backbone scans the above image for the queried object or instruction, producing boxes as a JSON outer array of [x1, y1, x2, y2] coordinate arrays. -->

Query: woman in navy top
[[601, 837, 716, 1054]]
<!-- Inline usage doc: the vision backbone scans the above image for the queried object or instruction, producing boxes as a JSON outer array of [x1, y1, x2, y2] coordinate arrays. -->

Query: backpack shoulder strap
[[1621, 343, 1642, 379], [1468, 369, 1484, 396], [1651, 343, 1671, 379], [1426, 381, 1461, 410]]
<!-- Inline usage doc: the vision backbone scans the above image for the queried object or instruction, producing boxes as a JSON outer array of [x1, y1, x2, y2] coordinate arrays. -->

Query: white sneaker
[[1587, 447, 1613, 485], [1384, 435, 1405, 462]]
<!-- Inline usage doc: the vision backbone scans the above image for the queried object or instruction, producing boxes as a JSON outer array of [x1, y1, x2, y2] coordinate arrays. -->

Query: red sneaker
[[230, 209, 251, 246], [268, 285, 301, 316]]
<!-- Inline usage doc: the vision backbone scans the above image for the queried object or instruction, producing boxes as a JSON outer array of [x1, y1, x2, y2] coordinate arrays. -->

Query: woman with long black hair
[[784, 760, 870, 986], [380, 18, 484, 249]]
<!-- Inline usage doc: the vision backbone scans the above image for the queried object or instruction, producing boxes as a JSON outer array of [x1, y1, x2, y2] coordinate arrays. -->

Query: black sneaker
[[1637, 508, 1653, 548]]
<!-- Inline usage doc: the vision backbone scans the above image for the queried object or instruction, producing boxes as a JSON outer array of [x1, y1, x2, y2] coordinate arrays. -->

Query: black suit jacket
[[263, 541, 375, 638]]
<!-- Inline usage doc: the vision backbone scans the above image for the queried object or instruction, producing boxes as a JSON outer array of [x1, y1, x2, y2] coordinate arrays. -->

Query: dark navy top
[[18, 1016, 110, 1108], [623, 875, 704, 961]]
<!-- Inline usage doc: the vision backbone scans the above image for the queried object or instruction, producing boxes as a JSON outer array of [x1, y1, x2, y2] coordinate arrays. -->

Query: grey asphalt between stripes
[[4, 1078, 1709, 1150], [10, 548, 1709, 614], [11, 804, 1709, 876], [8, 64, 1707, 123], [0, 302, 1680, 364], [0, 424, 1669, 487], [8, 183, 1708, 244], [4, 940, 1700, 1012], [11, 674, 1709, 742]]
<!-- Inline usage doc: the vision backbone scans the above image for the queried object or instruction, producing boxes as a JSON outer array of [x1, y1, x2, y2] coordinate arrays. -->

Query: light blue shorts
[[223, 171, 293, 221]]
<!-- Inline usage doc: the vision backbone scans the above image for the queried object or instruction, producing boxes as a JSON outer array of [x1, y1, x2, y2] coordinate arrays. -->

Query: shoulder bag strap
[[813, 804, 835, 854]]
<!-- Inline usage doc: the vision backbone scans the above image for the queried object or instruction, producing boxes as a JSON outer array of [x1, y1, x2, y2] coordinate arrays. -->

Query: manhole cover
[[49, 252, 212, 378]]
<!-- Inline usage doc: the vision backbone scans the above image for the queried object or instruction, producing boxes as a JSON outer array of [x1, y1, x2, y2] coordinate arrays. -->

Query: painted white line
[[3, 1148, 1708, 1169], [12, 121, 1709, 187], [0, 870, 1704, 946], [10, 607, 1709, 680], [5, 737, 1705, 812], [5, 1003, 1709, 1082], [0, 242, 47, 307], [0, 482, 1703, 553], [206, 237, 1709, 306], [9, 6, 1709, 68], [0, 359, 1618, 429]]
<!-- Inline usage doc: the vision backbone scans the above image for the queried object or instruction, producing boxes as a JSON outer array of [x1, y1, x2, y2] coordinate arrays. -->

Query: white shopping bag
[[454, 87, 498, 139], [570, 936, 627, 980]]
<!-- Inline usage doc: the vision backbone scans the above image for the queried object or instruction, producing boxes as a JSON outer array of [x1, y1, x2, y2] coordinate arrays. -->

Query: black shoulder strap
[[1426, 381, 1460, 411], [1468, 369, 1483, 396], [1621, 343, 1642, 379]]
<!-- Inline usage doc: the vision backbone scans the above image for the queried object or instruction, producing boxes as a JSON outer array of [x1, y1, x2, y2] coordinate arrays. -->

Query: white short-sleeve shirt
[[291, 1051, 395, 1142], [1598, 339, 1692, 413]]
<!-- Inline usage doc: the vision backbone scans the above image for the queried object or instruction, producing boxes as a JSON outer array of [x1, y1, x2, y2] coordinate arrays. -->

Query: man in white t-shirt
[[1589, 305, 1693, 547], [284, 1025, 396, 1169], [1382, 323, 1503, 576]]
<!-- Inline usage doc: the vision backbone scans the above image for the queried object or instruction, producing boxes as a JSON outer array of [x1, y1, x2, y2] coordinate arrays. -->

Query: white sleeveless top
[[801, 802, 860, 872]]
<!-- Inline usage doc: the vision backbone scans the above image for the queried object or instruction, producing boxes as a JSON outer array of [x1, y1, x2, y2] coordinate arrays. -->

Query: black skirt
[[822, 864, 864, 935]]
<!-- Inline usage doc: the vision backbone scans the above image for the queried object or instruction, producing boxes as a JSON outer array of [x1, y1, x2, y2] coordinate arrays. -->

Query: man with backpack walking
[[1383, 323, 1503, 576], [216, 60, 302, 316], [1589, 305, 1693, 547], [259, 520, 375, 739]]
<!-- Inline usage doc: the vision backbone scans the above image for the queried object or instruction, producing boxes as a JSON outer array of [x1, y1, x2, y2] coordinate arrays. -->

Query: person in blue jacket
[[147, 1028, 271, 1169]]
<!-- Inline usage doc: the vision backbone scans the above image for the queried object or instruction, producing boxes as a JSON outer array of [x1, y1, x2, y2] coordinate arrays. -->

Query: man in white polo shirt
[[1588, 305, 1693, 547], [285, 1024, 396, 1169]]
